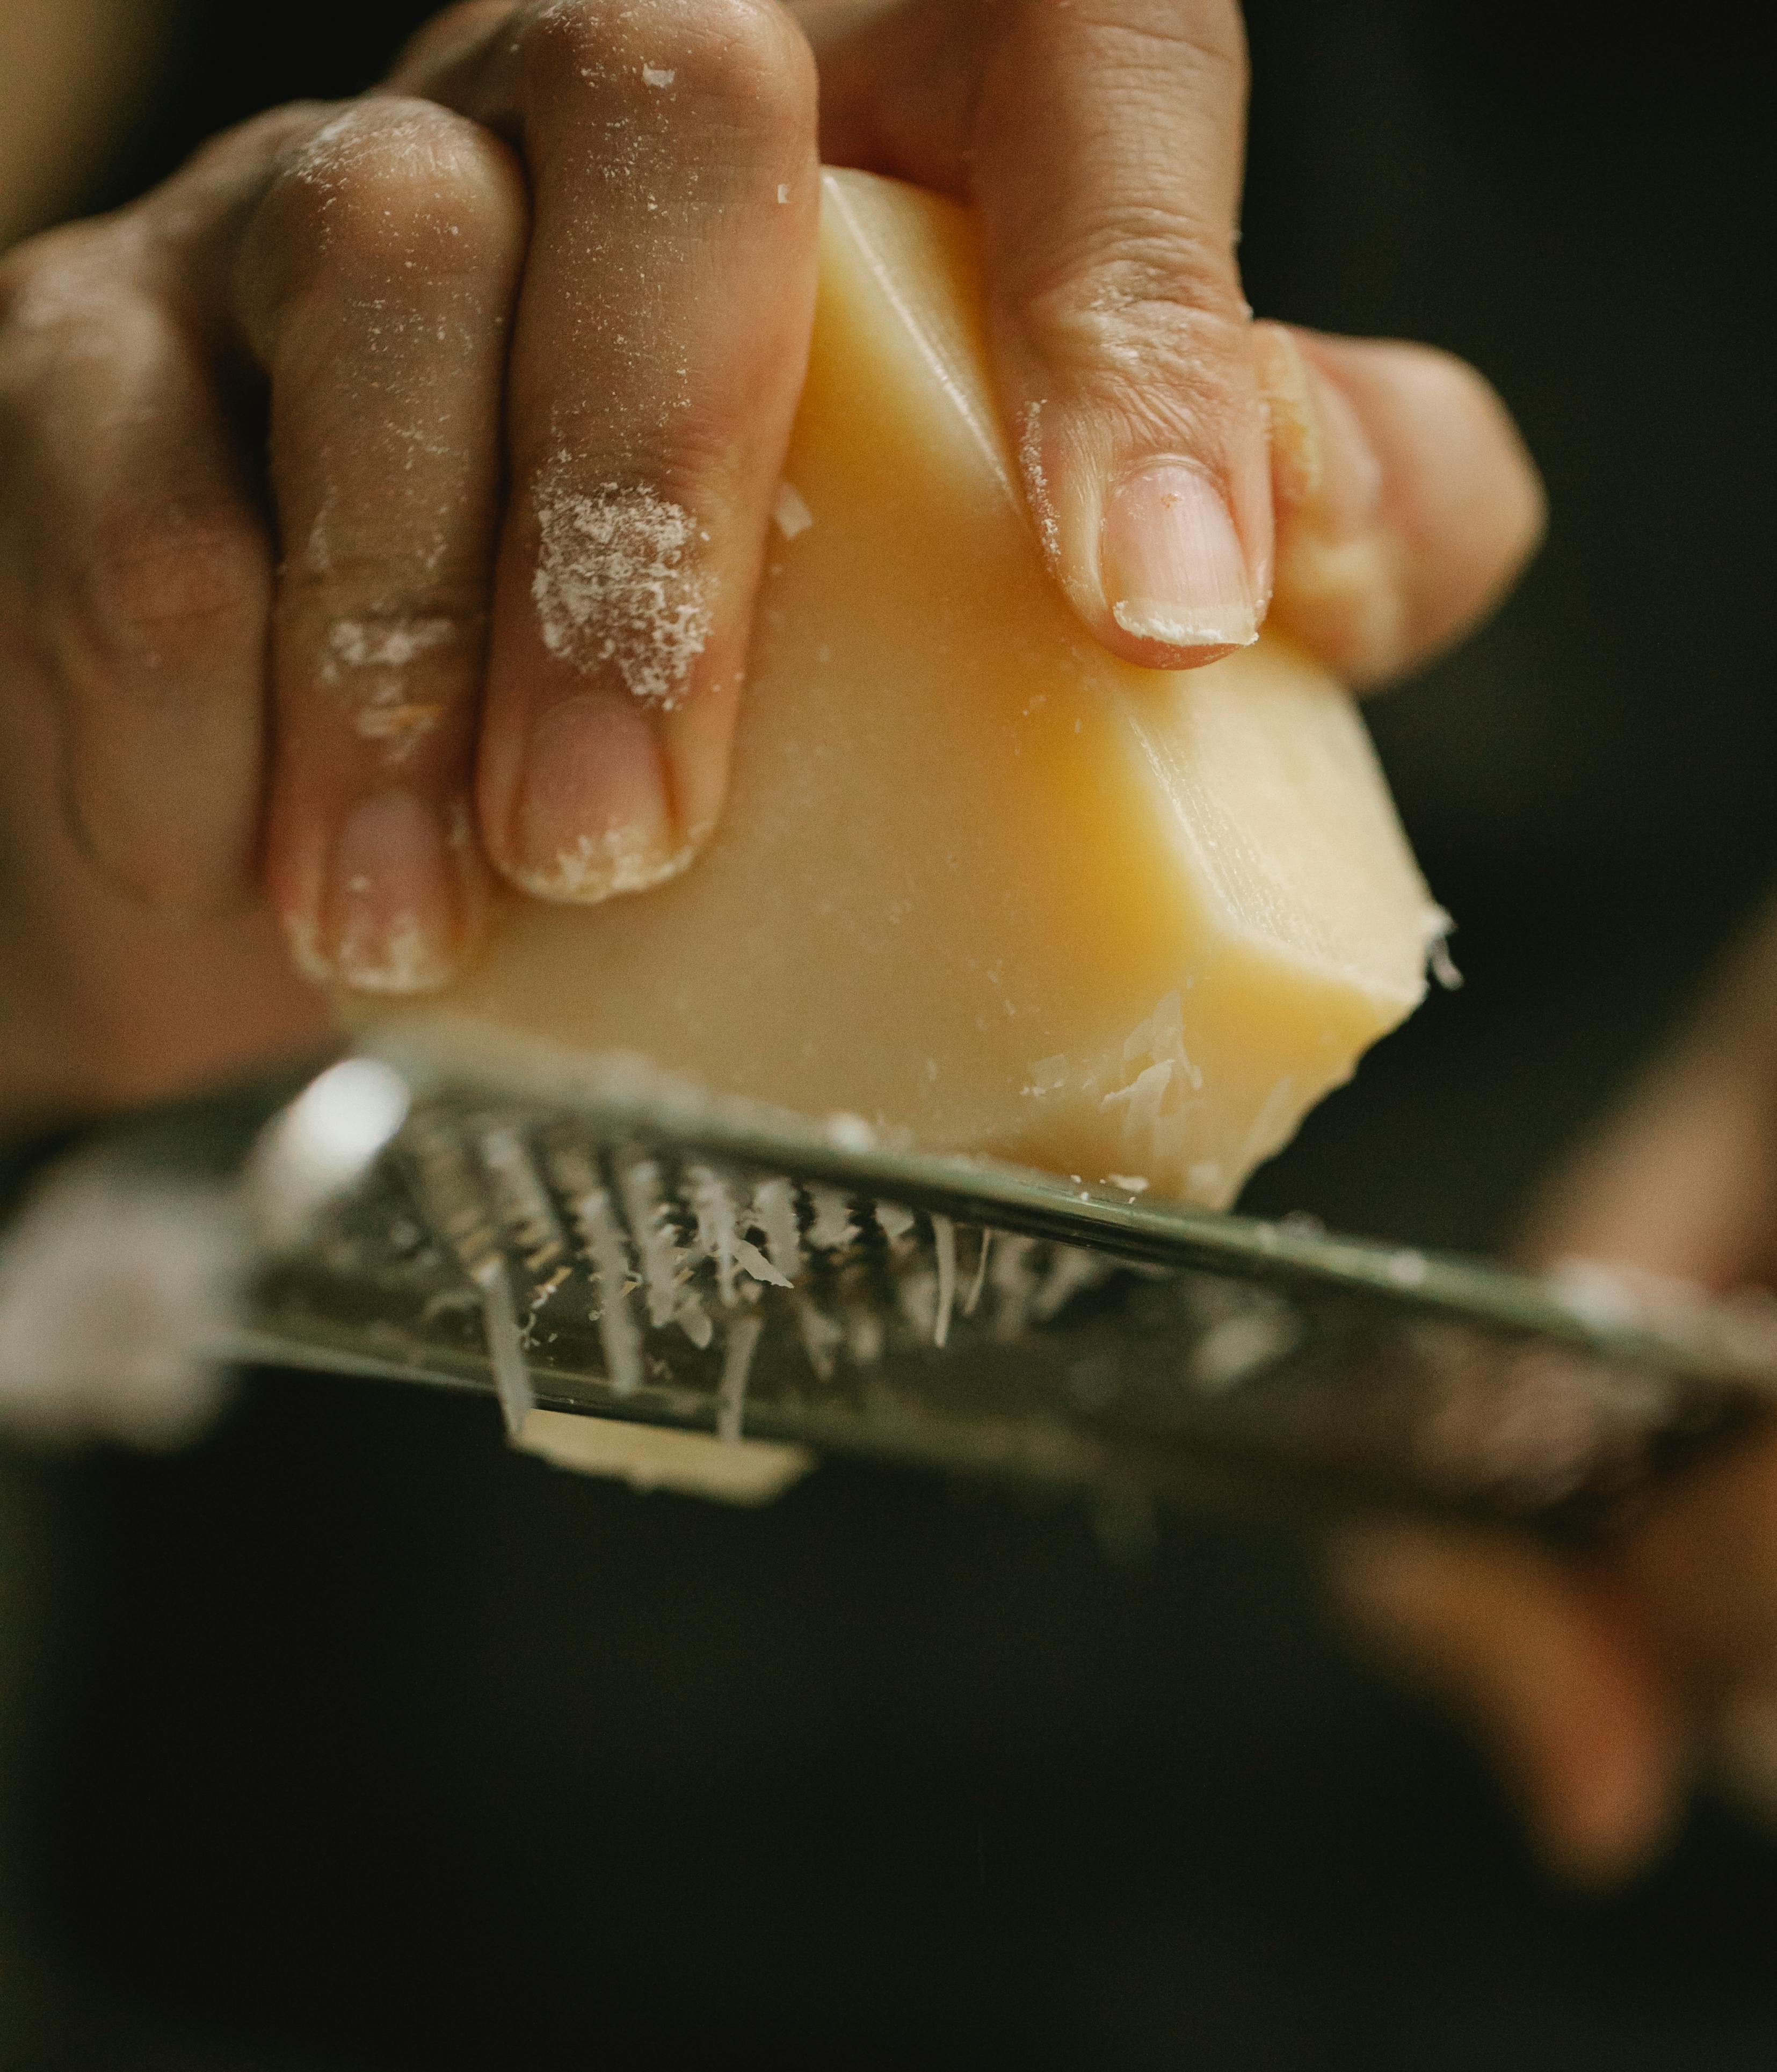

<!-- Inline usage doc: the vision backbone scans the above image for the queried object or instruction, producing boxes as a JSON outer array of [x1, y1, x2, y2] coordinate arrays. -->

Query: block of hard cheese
[[359, 170, 1442, 1207]]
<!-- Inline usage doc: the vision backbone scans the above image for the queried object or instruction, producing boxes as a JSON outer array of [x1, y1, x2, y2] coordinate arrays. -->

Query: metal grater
[[4, 1022, 1776, 1532]]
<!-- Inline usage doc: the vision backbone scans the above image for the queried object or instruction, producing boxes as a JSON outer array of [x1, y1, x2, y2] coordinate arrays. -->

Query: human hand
[[1330, 897, 1777, 1886], [0, 0, 1542, 1125]]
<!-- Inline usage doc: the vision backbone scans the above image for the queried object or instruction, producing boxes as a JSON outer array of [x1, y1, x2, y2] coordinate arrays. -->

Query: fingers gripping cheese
[[358, 171, 1442, 1207]]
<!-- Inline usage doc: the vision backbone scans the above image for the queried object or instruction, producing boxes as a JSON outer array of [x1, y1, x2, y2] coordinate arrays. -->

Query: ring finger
[[238, 96, 527, 991]]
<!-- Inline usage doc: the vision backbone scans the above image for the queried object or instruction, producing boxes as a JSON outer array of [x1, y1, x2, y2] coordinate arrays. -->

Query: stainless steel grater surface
[[6, 1024, 1777, 1532]]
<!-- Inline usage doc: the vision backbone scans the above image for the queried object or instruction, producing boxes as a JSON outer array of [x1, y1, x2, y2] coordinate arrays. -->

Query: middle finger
[[416, 0, 819, 902]]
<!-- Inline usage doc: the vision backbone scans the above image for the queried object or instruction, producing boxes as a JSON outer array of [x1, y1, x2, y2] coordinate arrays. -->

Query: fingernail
[[512, 692, 691, 902], [1102, 463, 1258, 650], [310, 788, 465, 995]]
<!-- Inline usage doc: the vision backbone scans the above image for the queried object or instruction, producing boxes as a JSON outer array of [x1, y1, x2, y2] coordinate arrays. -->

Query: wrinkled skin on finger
[[409, 0, 820, 910], [1331, 897, 1777, 1887], [0, 0, 1543, 1131], [237, 97, 527, 993]]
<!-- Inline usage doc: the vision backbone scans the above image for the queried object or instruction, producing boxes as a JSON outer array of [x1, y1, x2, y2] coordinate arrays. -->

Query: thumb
[[1329, 1525, 1684, 1886]]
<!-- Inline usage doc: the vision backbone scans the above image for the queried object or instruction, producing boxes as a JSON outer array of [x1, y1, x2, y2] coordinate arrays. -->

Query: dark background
[[4, 2, 1777, 2066]]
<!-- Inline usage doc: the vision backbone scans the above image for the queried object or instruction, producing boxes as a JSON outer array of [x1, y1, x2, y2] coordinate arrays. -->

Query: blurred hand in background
[[1334, 896, 1777, 1887], [0, 0, 1540, 1131]]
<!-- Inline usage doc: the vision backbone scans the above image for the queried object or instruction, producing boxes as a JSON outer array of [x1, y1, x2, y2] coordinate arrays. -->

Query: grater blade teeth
[[216, 1038, 1777, 1533], [0, 1019, 1693, 1525]]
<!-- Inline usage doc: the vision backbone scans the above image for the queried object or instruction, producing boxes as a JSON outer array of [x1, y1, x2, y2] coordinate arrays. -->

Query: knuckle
[[81, 518, 266, 693], [279, 563, 490, 671], [279, 561, 491, 651], [0, 220, 130, 343], [163, 100, 344, 209], [518, 0, 813, 135], [673, 0, 816, 121], [252, 98, 518, 306], [277, 565, 490, 753], [1052, 0, 1247, 91], [1018, 212, 1249, 407]]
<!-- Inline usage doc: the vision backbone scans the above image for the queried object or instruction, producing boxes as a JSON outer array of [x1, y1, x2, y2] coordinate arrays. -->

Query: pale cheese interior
[[353, 170, 1440, 1206]]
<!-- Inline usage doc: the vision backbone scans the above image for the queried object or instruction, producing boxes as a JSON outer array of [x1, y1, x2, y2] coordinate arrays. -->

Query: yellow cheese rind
[[355, 171, 1439, 1206]]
